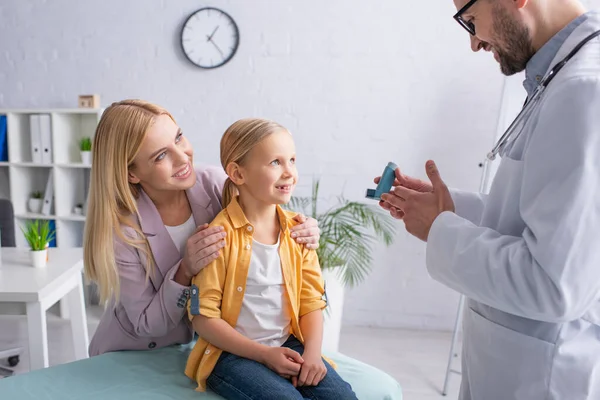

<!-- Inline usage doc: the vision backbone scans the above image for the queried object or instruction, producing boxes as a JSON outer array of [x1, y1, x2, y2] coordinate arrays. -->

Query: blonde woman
[[84, 100, 321, 356], [184, 118, 357, 399]]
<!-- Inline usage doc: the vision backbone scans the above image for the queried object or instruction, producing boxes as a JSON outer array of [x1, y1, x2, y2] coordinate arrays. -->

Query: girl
[[185, 118, 357, 399], [83, 100, 321, 356]]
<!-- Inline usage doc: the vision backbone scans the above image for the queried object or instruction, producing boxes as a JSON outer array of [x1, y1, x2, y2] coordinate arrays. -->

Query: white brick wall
[[2, 0, 596, 330]]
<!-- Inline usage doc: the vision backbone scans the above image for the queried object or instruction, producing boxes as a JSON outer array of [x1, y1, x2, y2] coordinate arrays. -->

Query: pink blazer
[[88, 165, 226, 356]]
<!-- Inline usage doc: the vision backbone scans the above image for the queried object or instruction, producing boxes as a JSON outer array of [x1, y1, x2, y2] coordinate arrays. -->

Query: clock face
[[180, 7, 240, 69]]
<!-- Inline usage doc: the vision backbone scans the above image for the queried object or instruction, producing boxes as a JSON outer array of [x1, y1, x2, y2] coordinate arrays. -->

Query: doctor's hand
[[380, 160, 455, 241], [374, 166, 433, 220]]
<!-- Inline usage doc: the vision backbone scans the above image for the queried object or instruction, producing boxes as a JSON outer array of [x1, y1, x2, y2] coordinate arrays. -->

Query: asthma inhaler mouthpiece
[[365, 162, 398, 200]]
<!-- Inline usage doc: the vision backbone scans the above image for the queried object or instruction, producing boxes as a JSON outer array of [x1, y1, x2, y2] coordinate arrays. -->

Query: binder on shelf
[[29, 114, 42, 163], [0, 115, 7, 161], [39, 114, 53, 164], [48, 220, 57, 247], [41, 170, 54, 216]]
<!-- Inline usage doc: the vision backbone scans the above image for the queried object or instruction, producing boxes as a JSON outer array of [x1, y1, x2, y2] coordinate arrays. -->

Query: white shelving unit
[[0, 108, 102, 249]]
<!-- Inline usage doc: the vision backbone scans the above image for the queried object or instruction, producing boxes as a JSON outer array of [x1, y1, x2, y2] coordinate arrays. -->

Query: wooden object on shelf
[[77, 95, 100, 109]]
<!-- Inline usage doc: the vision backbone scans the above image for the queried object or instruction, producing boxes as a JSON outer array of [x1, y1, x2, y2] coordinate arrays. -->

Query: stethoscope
[[487, 29, 600, 161]]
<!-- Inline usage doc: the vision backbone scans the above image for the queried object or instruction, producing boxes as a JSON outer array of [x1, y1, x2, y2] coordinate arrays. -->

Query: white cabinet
[[0, 108, 102, 249]]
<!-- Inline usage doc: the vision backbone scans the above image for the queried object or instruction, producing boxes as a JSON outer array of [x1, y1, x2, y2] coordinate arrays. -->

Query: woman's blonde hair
[[220, 118, 287, 208], [83, 99, 176, 305]]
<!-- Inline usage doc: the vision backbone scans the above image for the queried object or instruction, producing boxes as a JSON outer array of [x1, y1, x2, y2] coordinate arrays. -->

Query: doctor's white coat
[[427, 12, 600, 400]]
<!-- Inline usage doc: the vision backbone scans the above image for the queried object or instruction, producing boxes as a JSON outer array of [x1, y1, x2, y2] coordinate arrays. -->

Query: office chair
[[0, 198, 22, 377]]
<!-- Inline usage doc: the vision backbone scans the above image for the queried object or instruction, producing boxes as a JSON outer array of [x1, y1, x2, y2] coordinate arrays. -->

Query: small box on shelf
[[78, 95, 100, 109]]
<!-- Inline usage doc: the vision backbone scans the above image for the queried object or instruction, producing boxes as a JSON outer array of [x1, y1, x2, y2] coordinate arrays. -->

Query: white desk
[[0, 248, 89, 370]]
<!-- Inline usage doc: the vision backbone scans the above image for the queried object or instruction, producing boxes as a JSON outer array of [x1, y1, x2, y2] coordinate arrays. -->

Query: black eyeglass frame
[[453, 0, 479, 36]]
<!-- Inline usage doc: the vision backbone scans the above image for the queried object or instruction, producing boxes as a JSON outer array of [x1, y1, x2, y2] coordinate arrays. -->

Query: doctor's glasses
[[453, 0, 480, 36]]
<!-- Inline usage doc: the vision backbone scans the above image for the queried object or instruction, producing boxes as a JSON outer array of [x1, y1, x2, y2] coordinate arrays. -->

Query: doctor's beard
[[492, 3, 536, 76]]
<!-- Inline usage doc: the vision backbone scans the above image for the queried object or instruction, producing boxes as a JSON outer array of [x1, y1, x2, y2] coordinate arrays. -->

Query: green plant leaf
[[20, 219, 56, 250], [80, 137, 92, 151]]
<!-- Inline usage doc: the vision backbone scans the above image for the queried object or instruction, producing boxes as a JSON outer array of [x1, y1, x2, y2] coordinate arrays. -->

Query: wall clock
[[180, 7, 240, 69]]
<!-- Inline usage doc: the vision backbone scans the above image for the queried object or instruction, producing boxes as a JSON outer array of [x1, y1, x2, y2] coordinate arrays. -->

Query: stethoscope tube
[[486, 29, 600, 161]]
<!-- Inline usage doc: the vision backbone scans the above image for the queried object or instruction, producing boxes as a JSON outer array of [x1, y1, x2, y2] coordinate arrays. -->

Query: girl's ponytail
[[221, 177, 237, 208]]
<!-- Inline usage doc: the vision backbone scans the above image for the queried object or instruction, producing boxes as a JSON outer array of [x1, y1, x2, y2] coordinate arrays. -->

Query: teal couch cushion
[[0, 346, 402, 399]]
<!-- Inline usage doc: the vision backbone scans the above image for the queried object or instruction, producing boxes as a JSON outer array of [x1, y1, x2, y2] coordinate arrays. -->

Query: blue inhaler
[[365, 162, 398, 200]]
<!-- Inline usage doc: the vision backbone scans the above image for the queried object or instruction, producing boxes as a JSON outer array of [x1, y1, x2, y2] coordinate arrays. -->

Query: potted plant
[[27, 191, 44, 214], [21, 219, 55, 268], [287, 179, 396, 352], [80, 137, 92, 164], [73, 203, 84, 215]]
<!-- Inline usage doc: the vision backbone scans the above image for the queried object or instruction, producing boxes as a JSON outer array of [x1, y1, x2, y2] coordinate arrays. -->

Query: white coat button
[[237, 286, 243, 292], [245, 244, 251, 250], [205, 349, 210, 355], [247, 226, 253, 232]]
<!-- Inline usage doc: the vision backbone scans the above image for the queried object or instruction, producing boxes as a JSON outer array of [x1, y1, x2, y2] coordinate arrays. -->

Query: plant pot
[[321, 267, 345, 353], [27, 198, 43, 214], [30, 249, 48, 268], [80, 151, 91, 164]]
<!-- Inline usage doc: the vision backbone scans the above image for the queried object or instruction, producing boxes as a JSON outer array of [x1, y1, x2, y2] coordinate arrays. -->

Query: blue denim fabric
[[207, 335, 358, 400]]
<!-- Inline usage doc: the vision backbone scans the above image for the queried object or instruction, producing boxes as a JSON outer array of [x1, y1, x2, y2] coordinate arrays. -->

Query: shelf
[[55, 163, 92, 169], [0, 108, 102, 114], [6, 162, 53, 168], [15, 213, 86, 222], [15, 213, 55, 220], [0, 162, 91, 168], [59, 214, 86, 222]]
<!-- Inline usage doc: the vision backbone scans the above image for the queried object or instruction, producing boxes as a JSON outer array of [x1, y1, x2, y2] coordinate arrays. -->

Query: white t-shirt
[[235, 237, 291, 347], [164, 214, 196, 258]]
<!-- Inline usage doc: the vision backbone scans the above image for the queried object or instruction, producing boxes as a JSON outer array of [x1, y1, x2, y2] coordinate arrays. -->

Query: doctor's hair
[[220, 118, 289, 208], [83, 99, 174, 305]]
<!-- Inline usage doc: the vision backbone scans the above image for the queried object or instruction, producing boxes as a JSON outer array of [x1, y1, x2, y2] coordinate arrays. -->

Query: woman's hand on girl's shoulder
[[175, 224, 227, 285], [289, 214, 320, 250]]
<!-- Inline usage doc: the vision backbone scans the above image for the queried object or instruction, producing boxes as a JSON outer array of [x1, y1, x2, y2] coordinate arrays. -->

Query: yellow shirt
[[184, 197, 333, 391]]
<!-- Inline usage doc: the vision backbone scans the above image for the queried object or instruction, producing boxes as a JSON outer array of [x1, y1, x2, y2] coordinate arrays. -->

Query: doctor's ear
[[226, 162, 245, 186]]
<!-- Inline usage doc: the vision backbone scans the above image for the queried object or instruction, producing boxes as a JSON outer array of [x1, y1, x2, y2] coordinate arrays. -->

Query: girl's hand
[[290, 214, 320, 250], [260, 347, 304, 377], [174, 224, 226, 285], [294, 350, 327, 387]]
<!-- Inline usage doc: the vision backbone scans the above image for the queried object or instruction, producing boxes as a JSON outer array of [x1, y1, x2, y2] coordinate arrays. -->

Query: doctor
[[378, 0, 600, 399]]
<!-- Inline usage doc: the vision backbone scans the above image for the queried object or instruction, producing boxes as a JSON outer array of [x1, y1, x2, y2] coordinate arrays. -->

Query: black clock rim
[[180, 7, 240, 69]]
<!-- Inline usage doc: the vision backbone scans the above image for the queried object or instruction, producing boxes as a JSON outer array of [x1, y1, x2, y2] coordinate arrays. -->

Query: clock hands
[[206, 26, 219, 42], [206, 26, 224, 58], [209, 40, 224, 58]]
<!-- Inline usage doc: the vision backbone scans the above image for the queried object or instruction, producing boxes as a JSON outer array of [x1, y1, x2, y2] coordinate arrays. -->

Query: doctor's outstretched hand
[[378, 160, 455, 242]]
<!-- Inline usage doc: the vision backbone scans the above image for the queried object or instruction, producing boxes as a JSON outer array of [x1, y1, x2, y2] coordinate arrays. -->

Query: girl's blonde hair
[[220, 118, 287, 208], [83, 99, 176, 305]]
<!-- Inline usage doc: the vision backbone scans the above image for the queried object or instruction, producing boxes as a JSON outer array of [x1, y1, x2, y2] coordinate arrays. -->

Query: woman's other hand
[[174, 224, 226, 285], [290, 214, 320, 250]]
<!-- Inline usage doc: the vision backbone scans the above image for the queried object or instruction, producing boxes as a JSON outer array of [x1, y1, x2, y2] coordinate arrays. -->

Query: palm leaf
[[286, 178, 397, 287]]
